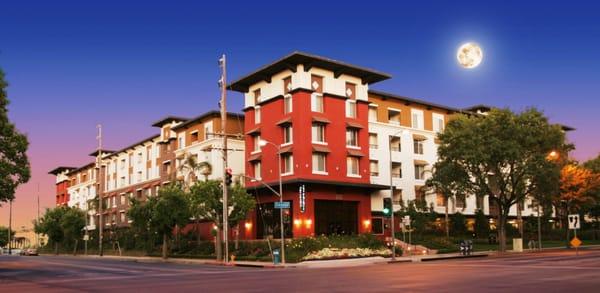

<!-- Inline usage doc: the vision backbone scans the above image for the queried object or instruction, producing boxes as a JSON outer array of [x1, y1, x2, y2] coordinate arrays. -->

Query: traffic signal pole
[[219, 54, 229, 263]]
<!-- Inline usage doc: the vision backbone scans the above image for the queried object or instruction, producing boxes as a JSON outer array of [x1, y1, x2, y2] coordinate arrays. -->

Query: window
[[456, 196, 466, 209], [253, 161, 261, 179], [312, 153, 327, 173], [388, 109, 401, 125], [120, 194, 126, 205], [163, 162, 171, 175], [411, 110, 424, 130], [414, 139, 424, 155], [283, 154, 293, 174], [390, 136, 401, 152], [283, 126, 293, 144], [255, 106, 261, 124], [120, 176, 125, 187], [253, 135, 261, 152], [311, 93, 324, 113], [312, 123, 325, 143], [436, 194, 446, 207], [345, 82, 356, 100], [137, 171, 142, 182], [369, 106, 378, 122], [204, 125, 211, 139], [372, 218, 384, 235], [433, 114, 445, 133], [391, 162, 402, 178], [369, 133, 378, 149], [283, 76, 292, 94], [415, 164, 425, 180], [191, 131, 199, 142], [178, 137, 184, 149], [347, 157, 359, 176], [137, 152, 142, 163], [346, 100, 357, 118], [120, 212, 126, 223], [346, 128, 358, 147], [253, 89, 261, 105], [284, 95, 292, 114], [370, 160, 379, 176], [120, 159, 126, 169], [393, 189, 402, 204]]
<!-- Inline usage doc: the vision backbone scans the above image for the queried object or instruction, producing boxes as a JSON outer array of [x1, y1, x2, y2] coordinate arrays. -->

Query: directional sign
[[570, 236, 582, 248], [299, 185, 306, 213], [568, 214, 580, 230], [274, 201, 290, 209]]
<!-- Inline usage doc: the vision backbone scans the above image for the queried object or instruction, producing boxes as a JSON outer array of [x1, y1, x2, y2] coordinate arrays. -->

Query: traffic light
[[383, 197, 392, 218], [225, 168, 233, 186]]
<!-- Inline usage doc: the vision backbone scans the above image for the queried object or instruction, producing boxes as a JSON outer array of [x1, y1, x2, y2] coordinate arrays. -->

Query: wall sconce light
[[363, 219, 371, 228], [212, 225, 218, 230], [304, 219, 312, 228], [244, 222, 252, 229], [294, 219, 302, 226]]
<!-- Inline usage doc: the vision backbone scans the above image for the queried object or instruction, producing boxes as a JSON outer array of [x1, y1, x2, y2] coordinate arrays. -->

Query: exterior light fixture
[[363, 219, 371, 228], [244, 222, 252, 229], [294, 219, 302, 226], [304, 219, 312, 228]]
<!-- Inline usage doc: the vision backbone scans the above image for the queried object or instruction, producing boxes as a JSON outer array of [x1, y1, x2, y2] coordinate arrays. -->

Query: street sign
[[570, 236, 582, 248], [568, 214, 580, 230], [403, 215, 411, 226], [274, 201, 290, 209]]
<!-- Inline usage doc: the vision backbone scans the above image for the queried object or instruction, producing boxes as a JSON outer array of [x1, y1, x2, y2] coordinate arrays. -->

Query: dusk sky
[[1, 1, 599, 229]]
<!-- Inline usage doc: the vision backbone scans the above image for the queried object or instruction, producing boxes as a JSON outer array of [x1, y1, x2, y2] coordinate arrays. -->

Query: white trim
[[347, 174, 362, 178], [312, 171, 329, 176], [281, 142, 293, 147], [282, 172, 294, 177], [346, 145, 361, 150], [387, 107, 403, 112], [312, 141, 328, 145]]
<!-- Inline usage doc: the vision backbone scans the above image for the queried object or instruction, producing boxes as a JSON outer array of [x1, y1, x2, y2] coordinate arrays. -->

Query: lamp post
[[387, 129, 408, 260], [259, 139, 285, 265]]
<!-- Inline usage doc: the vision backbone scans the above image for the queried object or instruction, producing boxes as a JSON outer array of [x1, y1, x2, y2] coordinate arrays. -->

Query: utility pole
[[219, 54, 229, 263], [37, 183, 40, 248], [8, 199, 12, 255], [97, 124, 104, 257]]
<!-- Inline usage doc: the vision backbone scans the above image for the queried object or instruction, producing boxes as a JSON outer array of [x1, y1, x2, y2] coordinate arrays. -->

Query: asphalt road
[[1, 249, 600, 292]]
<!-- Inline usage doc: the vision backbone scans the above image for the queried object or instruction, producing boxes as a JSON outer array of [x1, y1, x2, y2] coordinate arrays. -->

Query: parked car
[[20, 248, 38, 256]]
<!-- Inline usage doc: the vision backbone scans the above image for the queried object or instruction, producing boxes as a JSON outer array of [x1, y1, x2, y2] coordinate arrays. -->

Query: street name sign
[[274, 201, 290, 209], [568, 214, 580, 230]]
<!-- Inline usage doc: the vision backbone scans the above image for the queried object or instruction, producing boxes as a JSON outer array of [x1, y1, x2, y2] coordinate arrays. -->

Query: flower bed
[[302, 247, 392, 261]]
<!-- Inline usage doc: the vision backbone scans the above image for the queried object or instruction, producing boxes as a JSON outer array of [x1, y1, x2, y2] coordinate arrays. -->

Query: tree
[[430, 108, 566, 252], [128, 197, 154, 252], [34, 206, 85, 254], [426, 161, 469, 239], [583, 154, 600, 173], [128, 183, 190, 259], [450, 212, 468, 236], [474, 209, 490, 239], [0, 68, 30, 204], [177, 153, 212, 186], [188, 180, 255, 260], [553, 164, 600, 245], [0, 226, 15, 247]]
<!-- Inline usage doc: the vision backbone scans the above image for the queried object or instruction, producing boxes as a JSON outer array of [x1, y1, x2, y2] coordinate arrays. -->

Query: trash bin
[[273, 248, 280, 265], [513, 238, 523, 252]]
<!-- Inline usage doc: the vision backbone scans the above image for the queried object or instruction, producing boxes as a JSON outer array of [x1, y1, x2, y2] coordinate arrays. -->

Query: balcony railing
[[391, 172, 402, 178], [391, 146, 400, 152], [370, 144, 378, 149]]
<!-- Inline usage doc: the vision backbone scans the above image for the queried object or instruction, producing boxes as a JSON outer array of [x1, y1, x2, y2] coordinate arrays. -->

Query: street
[[1, 249, 600, 292]]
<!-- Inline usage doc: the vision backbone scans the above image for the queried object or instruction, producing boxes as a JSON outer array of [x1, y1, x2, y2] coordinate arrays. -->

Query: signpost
[[568, 214, 581, 255]]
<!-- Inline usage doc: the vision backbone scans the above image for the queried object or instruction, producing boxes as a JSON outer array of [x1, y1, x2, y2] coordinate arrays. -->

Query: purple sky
[[1, 1, 599, 229]]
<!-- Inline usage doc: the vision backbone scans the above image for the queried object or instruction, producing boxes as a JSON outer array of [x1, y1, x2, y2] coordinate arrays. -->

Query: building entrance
[[314, 200, 358, 236]]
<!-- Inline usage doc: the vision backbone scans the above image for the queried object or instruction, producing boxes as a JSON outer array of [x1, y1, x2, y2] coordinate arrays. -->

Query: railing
[[370, 144, 378, 149], [391, 146, 400, 152], [391, 172, 402, 178]]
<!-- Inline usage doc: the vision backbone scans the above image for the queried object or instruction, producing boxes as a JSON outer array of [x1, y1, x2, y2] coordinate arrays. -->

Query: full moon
[[457, 42, 483, 69]]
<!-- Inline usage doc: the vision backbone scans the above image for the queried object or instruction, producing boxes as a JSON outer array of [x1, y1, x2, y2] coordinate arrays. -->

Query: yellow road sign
[[570, 236, 582, 248]]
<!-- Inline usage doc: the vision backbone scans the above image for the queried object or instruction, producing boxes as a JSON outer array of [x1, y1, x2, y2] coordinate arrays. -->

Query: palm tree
[[177, 153, 212, 187]]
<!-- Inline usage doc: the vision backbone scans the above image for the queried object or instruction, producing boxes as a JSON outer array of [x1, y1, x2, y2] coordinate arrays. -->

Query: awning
[[346, 121, 364, 129], [312, 116, 331, 124], [312, 145, 331, 153], [414, 159, 428, 165], [413, 134, 428, 141], [276, 116, 293, 126], [347, 149, 365, 157], [248, 153, 262, 161], [245, 127, 261, 136], [278, 145, 293, 154]]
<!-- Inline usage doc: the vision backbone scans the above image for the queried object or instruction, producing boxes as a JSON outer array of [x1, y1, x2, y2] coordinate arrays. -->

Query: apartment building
[[50, 111, 245, 232]]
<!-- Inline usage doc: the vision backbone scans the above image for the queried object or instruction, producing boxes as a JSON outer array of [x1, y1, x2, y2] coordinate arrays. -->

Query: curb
[[419, 254, 488, 262]]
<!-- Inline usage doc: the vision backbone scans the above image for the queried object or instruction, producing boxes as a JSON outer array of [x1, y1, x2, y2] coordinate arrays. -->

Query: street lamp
[[388, 129, 409, 260], [258, 139, 286, 265]]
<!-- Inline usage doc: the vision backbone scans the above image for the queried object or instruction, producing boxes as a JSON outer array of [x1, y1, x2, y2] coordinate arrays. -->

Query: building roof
[[368, 89, 465, 113], [48, 166, 76, 175], [102, 134, 161, 160], [463, 104, 492, 113], [151, 116, 189, 127], [171, 110, 244, 131], [229, 51, 391, 92], [88, 149, 115, 157], [69, 162, 96, 175]]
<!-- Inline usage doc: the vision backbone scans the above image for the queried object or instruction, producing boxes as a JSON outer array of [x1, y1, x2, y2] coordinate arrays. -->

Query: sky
[[1, 0, 599, 229]]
